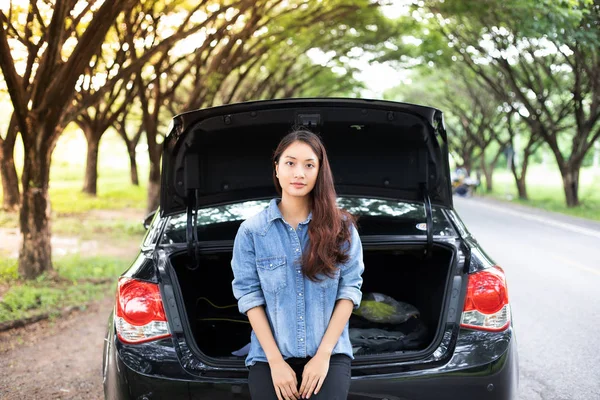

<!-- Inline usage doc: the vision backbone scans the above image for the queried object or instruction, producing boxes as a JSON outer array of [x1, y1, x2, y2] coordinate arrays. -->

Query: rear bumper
[[104, 326, 518, 400], [349, 338, 518, 400]]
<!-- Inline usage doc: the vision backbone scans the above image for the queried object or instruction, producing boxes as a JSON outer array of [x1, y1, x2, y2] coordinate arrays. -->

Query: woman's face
[[275, 140, 320, 199]]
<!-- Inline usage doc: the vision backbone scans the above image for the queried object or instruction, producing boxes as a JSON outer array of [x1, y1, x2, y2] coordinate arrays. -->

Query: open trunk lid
[[160, 98, 452, 215], [160, 98, 452, 257]]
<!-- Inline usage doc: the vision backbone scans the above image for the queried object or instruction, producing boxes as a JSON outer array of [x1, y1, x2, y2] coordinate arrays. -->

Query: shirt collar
[[267, 198, 313, 225]]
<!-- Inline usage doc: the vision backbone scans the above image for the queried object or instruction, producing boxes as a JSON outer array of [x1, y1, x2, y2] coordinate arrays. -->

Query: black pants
[[248, 354, 351, 400]]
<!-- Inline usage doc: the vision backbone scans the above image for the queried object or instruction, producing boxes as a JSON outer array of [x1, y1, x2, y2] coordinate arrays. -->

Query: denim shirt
[[230, 198, 364, 367]]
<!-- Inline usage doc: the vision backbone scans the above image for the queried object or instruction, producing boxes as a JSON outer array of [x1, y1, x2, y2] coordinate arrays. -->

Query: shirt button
[[299, 293, 302, 296], [296, 248, 299, 252], [300, 316, 303, 319], [290, 227, 293, 231], [300, 338, 304, 342]]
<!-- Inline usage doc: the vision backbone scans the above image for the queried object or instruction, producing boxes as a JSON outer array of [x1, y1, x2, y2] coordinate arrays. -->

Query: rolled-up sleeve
[[336, 223, 364, 309], [231, 224, 265, 315]]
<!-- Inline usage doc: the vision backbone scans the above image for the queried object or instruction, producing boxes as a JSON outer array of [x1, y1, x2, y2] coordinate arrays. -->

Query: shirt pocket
[[256, 255, 288, 294]]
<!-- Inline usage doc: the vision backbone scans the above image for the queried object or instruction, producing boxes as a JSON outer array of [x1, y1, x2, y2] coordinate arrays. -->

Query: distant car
[[103, 98, 518, 399]]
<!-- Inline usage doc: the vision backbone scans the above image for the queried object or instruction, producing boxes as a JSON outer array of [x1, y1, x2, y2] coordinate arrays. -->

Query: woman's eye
[[286, 161, 294, 166], [306, 164, 314, 168]]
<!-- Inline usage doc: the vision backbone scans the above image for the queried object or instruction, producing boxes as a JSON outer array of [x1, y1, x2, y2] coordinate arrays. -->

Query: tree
[[418, 0, 600, 206], [114, 103, 144, 186], [505, 110, 544, 199], [73, 18, 138, 195], [75, 66, 138, 195], [0, 114, 20, 211], [128, 0, 261, 213], [138, 0, 396, 213], [441, 73, 509, 192], [0, 0, 137, 278], [383, 67, 510, 192]]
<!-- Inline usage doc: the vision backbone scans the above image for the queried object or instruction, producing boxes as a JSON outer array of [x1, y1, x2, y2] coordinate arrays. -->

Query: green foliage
[[426, 0, 598, 45], [54, 254, 129, 281], [0, 282, 115, 323], [0, 254, 127, 323], [0, 254, 129, 284], [0, 258, 18, 281], [381, 0, 600, 207]]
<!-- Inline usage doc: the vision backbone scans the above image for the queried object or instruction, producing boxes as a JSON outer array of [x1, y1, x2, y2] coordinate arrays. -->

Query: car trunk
[[168, 239, 455, 363]]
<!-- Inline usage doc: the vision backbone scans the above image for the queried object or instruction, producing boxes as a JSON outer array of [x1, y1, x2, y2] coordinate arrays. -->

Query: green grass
[[0, 255, 130, 323], [0, 128, 150, 217], [48, 159, 149, 215], [480, 165, 600, 221], [51, 216, 147, 241], [50, 183, 148, 216]]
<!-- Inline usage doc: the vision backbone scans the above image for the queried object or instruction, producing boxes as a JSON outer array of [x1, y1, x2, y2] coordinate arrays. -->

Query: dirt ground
[[0, 209, 144, 399], [0, 294, 114, 399]]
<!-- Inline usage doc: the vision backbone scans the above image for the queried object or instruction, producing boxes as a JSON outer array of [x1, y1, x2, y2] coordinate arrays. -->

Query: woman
[[231, 129, 365, 400]]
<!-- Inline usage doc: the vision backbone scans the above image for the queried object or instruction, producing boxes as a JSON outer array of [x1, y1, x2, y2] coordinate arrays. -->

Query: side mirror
[[143, 209, 157, 230]]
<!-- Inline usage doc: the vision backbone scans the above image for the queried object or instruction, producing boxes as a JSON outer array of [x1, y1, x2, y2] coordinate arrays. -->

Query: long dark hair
[[272, 129, 357, 281]]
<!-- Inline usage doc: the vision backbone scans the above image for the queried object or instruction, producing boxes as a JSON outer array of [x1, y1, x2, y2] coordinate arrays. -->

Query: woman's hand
[[269, 358, 300, 400], [299, 352, 330, 399]]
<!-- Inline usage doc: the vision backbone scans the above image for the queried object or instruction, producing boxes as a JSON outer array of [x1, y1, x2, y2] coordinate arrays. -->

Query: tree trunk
[[1, 119, 21, 211], [480, 147, 504, 193], [82, 133, 100, 195], [128, 143, 139, 186], [115, 121, 142, 186], [146, 126, 161, 214], [510, 155, 529, 200], [482, 163, 494, 192], [559, 164, 581, 207], [18, 143, 53, 279], [147, 161, 160, 214], [462, 157, 473, 177], [0, 146, 20, 211], [514, 176, 528, 200]]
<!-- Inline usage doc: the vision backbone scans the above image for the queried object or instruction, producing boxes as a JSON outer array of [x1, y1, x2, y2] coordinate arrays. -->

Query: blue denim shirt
[[230, 198, 364, 367]]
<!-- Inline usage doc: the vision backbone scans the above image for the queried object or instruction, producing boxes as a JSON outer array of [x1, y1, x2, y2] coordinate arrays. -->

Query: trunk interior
[[170, 243, 454, 362]]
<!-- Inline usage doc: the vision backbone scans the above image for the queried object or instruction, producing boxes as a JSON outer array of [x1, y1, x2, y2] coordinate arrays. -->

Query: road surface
[[454, 196, 600, 400]]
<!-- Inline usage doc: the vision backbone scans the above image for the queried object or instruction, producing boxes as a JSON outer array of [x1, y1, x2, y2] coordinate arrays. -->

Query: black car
[[103, 98, 519, 399]]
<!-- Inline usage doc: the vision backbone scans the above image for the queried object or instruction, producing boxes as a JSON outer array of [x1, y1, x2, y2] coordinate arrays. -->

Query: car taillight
[[115, 277, 171, 344], [461, 266, 510, 332]]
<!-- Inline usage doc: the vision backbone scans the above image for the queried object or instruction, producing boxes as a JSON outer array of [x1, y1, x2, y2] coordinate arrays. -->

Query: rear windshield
[[160, 197, 456, 244]]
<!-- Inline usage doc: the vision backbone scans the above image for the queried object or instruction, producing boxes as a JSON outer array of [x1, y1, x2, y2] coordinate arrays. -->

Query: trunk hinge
[[186, 188, 201, 270], [420, 183, 434, 258]]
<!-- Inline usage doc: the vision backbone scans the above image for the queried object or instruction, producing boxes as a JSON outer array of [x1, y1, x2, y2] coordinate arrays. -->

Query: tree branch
[[0, 12, 29, 139]]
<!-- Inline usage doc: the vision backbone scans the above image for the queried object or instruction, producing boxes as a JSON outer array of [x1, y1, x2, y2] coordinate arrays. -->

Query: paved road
[[454, 196, 600, 400]]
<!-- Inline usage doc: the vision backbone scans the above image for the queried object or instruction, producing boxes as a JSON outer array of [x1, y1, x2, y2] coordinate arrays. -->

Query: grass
[[48, 159, 149, 215], [0, 128, 150, 220], [0, 255, 130, 324], [479, 165, 600, 221], [52, 217, 147, 241]]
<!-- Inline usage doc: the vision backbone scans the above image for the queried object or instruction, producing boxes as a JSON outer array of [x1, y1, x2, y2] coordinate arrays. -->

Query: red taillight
[[461, 266, 510, 332], [115, 277, 171, 344]]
